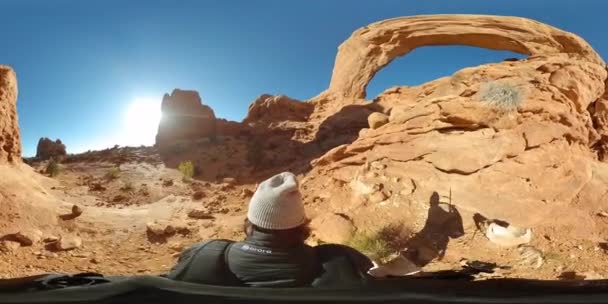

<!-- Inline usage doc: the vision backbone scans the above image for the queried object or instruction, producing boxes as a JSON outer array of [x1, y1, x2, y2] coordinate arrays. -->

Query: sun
[[121, 97, 162, 146]]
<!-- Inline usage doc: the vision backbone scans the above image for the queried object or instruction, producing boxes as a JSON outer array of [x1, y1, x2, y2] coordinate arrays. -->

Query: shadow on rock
[[314, 104, 373, 151], [402, 191, 464, 267], [146, 231, 170, 244], [158, 103, 376, 184], [58, 213, 80, 221], [558, 271, 586, 280]]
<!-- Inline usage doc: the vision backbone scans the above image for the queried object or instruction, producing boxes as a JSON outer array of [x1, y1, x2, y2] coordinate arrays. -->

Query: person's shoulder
[[186, 240, 214, 250], [181, 239, 231, 256]]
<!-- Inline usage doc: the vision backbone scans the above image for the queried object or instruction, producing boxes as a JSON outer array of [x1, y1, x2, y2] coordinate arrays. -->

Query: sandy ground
[[2, 147, 608, 281]]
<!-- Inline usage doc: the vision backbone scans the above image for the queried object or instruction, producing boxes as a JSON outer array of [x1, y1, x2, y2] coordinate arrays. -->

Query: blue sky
[[1, 0, 606, 156]]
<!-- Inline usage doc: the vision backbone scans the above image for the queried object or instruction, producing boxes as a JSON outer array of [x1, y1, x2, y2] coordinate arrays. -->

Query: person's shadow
[[403, 191, 464, 267]]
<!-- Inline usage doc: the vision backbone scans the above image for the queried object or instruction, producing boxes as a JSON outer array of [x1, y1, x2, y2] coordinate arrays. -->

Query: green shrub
[[178, 160, 195, 182], [346, 232, 392, 262], [346, 223, 412, 262], [479, 82, 523, 110], [105, 167, 121, 180], [45, 158, 60, 177]]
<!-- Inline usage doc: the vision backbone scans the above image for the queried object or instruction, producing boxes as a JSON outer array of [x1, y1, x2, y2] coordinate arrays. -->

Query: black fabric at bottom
[[3, 275, 608, 304], [312, 244, 374, 288]]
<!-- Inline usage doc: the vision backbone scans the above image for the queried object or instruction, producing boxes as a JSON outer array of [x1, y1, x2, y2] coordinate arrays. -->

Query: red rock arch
[[323, 15, 604, 99]]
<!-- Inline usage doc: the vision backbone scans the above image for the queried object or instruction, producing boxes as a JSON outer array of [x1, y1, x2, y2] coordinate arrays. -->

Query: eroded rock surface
[[0, 65, 20, 164]]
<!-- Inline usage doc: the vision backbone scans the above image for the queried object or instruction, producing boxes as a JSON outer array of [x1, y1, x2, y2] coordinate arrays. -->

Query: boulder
[[0, 65, 20, 163], [310, 213, 356, 243], [71, 205, 83, 217], [146, 221, 191, 237], [168, 241, 185, 252], [44, 236, 59, 243], [368, 112, 389, 129], [155, 89, 217, 150], [146, 222, 167, 237], [55, 235, 82, 251], [35, 137, 67, 160], [187, 209, 215, 220], [192, 191, 205, 200]]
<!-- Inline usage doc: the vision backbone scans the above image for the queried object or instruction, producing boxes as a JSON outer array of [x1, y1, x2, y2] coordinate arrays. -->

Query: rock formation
[[305, 14, 608, 237], [146, 15, 608, 238], [0, 65, 20, 164], [243, 94, 314, 127], [155, 89, 217, 150], [4, 14, 608, 278], [319, 14, 604, 101], [36, 137, 67, 160]]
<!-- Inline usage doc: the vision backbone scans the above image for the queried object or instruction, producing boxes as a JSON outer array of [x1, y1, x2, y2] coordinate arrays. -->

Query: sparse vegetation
[[45, 158, 60, 177], [105, 167, 121, 180], [178, 161, 195, 182], [346, 231, 393, 262], [478, 81, 523, 110], [346, 223, 412, 262]]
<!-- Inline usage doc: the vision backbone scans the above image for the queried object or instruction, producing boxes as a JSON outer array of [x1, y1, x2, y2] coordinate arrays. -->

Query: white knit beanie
[[247, 172, 306, 230]]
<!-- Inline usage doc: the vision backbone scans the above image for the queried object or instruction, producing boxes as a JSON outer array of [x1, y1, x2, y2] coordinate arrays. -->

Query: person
[[165, 171, 374, 287]]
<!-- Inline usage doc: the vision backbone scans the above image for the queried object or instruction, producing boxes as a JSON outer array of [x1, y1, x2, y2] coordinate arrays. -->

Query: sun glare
[[121, 97, 162, 146]]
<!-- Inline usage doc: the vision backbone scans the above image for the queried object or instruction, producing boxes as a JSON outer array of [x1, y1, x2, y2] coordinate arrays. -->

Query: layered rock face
[[0, 65, 20, 164], [307, 14, 608, 233], [36, 138, 67, 160], [155, 89, 217, 150]]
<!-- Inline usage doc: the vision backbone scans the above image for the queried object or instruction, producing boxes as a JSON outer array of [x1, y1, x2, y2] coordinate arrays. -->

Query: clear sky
[[1, 0, 606, 156]]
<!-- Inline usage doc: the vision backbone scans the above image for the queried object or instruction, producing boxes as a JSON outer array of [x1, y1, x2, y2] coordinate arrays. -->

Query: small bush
[[346, 232, 392, 262], [178, 161, 195, 182], [478, 82, 523, 110], [346, 223, 412, 262], [45, 158, 60, 177], [105, 167, 121, 180]]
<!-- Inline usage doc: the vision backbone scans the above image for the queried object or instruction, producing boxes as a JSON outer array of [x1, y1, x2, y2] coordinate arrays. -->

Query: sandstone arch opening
[[321, 15, 603, 101], [366, 46, 527, 100]]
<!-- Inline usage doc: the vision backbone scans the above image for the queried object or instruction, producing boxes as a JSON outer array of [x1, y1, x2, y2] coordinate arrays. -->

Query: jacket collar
[[244, 229, 303, 248]]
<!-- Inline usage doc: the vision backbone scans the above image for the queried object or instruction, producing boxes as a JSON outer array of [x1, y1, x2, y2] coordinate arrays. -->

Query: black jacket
[[226, 230, 321, 287], [166, 230, 321, 287]]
